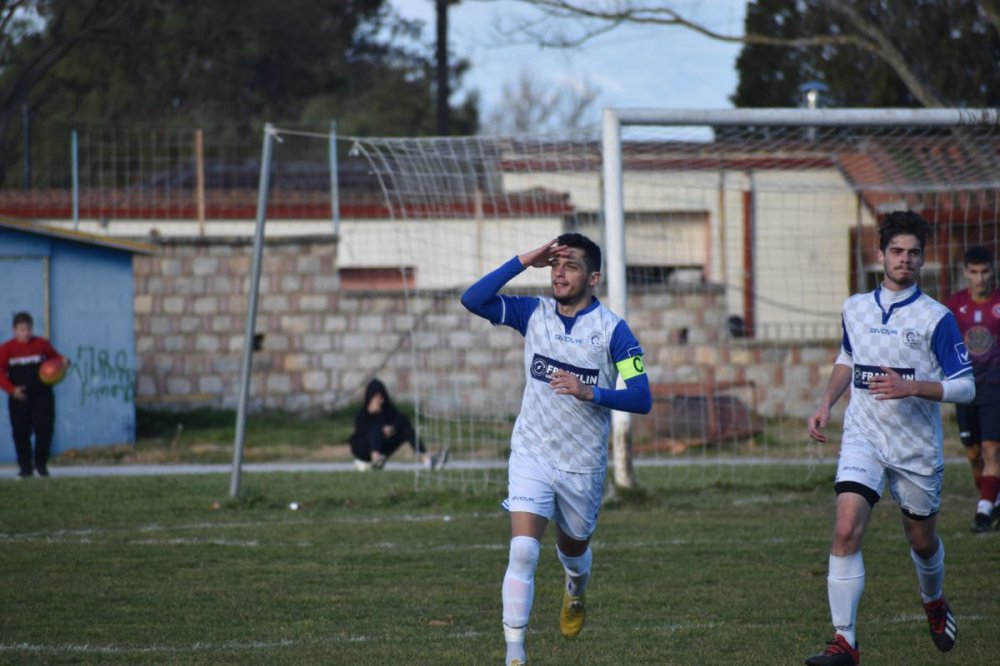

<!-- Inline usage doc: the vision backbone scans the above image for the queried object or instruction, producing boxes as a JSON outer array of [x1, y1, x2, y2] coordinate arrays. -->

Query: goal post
[[600, 106, 1000, 486], [224, 109, 1000, 495]]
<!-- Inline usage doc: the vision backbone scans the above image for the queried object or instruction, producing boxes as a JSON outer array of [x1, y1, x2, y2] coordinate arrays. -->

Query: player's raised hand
[[870, 366, 912, 400], [808, 404, 830, 442], [518, 240, 569, 269], [550, 370, 594, 402]]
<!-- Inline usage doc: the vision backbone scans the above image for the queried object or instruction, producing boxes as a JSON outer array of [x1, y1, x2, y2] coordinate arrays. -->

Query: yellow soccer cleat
[[559, 588, 586, 639]]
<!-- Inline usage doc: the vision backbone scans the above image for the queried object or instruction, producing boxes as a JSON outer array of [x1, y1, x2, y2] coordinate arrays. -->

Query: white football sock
[[828, 552, 864, 648], [556, 546, 592, 597], [911, 539, 945, 604], [503, 536, 540, 663]]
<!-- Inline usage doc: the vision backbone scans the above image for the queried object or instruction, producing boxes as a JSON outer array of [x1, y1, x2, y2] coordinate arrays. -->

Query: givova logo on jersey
[[853, 364, 915, 389], [529, 353, 599, 385]]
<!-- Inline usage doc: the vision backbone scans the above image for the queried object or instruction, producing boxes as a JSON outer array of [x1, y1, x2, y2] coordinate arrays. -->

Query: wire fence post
[[230, 123, 276, 499], [329, 119, 340, 237], [195, 128, 206, 236], [71, 129, 80, 230]]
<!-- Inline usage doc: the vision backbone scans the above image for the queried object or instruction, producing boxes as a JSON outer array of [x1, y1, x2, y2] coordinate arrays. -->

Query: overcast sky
[[390, 0, 748, 123]]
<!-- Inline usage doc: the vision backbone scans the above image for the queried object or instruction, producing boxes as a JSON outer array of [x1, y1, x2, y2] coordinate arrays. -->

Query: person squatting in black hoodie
[[349, 379, 448, 471]]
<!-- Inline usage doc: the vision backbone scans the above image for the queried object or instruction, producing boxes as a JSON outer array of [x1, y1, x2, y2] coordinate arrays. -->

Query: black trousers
[[350, 424, 425, 462], [9, 390, 55, 475]]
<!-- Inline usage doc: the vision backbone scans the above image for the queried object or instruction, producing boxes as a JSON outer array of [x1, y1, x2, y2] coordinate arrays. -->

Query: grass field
[[1, 463, 996, 665], [51, 407, 969, 468]]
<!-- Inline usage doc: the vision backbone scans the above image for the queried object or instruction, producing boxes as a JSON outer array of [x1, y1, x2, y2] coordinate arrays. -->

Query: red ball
[[39, 358, 67, 385]]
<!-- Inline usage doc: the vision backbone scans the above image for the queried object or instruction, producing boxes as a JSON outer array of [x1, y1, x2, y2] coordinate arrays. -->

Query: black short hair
[[964, 245, 994, 266], [879, 210, 932, 252], [12, 312, 32, 327], [556, 232, 602, 274]]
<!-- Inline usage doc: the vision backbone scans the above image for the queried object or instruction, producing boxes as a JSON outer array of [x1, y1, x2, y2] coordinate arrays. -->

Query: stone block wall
[[134, 236, 341, 411], [133, 237, 839, 418]]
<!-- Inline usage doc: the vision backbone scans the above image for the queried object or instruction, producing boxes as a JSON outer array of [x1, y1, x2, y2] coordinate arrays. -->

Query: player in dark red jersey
[[945, 246, 1000, 532], [0, 312, 68, 478]]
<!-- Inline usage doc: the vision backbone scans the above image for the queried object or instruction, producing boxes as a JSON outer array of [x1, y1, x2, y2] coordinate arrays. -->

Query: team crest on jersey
[[529, 353, 599, 385], [589, 333, 602, 350], [902, 328, 921, 347], [965, 326, 994, 355], [993, 304, 1000, 318]]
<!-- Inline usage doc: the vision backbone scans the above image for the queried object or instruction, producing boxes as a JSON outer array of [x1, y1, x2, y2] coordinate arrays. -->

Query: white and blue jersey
[[838, 285, 972, 474], [462, 256, 650, 473]]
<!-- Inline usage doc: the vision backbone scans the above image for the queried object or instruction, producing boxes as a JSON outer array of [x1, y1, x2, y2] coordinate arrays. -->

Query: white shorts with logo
[[504, 449, 606, 540], [836, 438, 943, 517]]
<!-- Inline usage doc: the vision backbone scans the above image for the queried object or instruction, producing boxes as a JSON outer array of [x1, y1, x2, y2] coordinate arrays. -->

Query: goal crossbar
[[610, 107, 1000, 127]]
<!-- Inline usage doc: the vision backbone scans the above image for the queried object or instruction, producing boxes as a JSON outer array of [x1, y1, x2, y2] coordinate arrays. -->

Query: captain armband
[[940, 375, 975, 404], [615, 354, 646, 381]]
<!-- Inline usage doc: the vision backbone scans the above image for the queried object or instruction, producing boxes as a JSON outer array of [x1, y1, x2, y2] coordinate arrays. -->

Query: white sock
[[828, 552, 864, 648], [504, 627, 527, 666], [503, 536, 539, 664], [911, 539, 945, 604], [556, 546, 592, 597]]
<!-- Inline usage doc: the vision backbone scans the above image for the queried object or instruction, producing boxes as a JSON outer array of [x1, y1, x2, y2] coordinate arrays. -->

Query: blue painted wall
[[0, 228, 136, 462]]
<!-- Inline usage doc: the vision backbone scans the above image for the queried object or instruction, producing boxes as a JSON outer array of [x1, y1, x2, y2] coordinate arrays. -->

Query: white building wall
[[46, 165, 879, 340]]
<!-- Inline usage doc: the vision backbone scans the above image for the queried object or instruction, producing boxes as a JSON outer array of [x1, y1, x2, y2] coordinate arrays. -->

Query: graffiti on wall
[[69, 346, 135, 405]]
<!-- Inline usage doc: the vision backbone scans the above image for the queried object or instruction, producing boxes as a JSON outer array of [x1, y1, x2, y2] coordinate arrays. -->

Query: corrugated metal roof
[[0, 216, 156, 255]]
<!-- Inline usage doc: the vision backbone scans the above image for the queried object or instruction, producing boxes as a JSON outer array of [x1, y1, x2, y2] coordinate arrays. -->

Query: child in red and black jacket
[[0, 312, 68, 478]]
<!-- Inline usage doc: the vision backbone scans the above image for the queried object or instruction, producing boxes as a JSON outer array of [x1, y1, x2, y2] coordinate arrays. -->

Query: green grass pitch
[[1, 464, 996, 664]]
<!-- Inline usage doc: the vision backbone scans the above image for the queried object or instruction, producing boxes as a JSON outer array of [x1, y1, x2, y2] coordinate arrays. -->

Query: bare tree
[[483, 69, 600, 135], [498, 0, 1000, 108]]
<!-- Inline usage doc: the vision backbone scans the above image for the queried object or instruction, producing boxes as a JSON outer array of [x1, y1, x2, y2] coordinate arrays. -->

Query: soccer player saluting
[[461, 233, 651, 666], [944, 246, 1000, 532], [806, 211, 973, 665]]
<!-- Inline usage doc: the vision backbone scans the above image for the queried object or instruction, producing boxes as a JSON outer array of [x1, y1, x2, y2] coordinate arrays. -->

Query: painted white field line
[[2, 612, 987, 656], [3, 457, 979, 481], [0, 638, 298, 655]]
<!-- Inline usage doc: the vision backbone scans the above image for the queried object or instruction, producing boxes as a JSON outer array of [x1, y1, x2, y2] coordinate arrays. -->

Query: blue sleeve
[[460, 256, 539, 335], [841, 315, 853, 356], [931, 312, 973, 379], [591, 320, 652, 414]]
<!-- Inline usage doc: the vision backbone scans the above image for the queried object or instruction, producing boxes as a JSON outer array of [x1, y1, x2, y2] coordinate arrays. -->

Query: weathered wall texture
[[133, 237, 838, 418]]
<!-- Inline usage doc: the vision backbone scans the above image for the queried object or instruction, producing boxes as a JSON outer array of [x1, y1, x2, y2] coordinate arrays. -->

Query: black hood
[[363, 378, 396, 415]]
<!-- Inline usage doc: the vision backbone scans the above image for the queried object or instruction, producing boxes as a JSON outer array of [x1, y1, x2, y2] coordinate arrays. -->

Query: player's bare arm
[[809, 364, 853, 442], [550, 369, 594, 402], [518, 240, 569, 268]]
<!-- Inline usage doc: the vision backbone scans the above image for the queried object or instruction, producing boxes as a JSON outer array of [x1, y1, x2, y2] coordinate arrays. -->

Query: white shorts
[[504, 450, 606, 540], [836, 438, 943, 517]]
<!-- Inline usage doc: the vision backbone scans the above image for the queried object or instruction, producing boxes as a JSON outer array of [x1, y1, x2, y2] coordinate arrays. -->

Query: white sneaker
[[353, 459, 372, 472], [431, 446, 450, 471]]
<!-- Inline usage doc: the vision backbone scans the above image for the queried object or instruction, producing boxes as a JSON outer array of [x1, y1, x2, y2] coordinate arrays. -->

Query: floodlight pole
[[601, 109, 634, 490], [230, 123, 276, 498]]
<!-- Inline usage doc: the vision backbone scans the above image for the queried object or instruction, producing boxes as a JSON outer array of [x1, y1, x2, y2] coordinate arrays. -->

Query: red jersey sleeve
[[0, 341, 14, 395]]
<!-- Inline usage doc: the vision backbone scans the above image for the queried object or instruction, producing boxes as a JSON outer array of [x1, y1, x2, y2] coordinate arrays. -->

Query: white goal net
[[255, 110, 1000, 490]]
